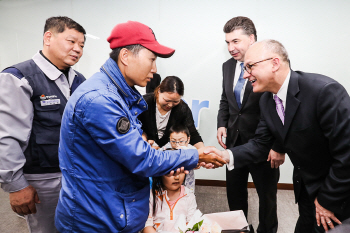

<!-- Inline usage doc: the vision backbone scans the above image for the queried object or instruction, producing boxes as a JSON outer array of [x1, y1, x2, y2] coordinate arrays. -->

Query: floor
[[0, 185, 299, 233]]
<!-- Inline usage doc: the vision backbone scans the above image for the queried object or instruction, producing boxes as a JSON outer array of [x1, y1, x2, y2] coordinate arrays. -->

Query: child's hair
[[151, 176, 164, 215], [151, 152, 186, 215], [169, 124, 190, 138]]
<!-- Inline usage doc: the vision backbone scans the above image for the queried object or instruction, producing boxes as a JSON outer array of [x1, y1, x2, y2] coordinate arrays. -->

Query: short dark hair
[[154, 76, 184, 99], [109, 44, 145, 63], [169, 124, 190, 138], [44, 16, 86, 36], [223, 16, 257, 41]]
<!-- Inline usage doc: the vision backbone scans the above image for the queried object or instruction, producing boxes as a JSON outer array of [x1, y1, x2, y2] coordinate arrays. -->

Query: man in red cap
[[55, 21, 226, 232]]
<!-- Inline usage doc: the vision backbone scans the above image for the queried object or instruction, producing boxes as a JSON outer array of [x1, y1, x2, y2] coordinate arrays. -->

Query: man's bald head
[[243, 40, 291, 94], [246, 40, 289, 66]]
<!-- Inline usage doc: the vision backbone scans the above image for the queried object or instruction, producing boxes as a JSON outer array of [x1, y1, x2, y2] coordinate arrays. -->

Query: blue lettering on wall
[[182, 99, 210, 128], [191, 99, 210, 128]]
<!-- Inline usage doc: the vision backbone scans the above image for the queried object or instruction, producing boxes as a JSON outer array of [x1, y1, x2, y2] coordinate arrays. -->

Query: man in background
[[0, 16, 86, 233], [214, 39, 350, 232], [217, 16, 283, 233]]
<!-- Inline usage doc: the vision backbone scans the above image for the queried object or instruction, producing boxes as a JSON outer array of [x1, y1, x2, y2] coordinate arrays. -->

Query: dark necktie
[[274, 95, 285, 124], [234, 63, 245, 109]]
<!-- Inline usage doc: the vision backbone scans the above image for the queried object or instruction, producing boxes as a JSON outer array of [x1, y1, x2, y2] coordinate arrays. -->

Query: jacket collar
[[101, 58, 147, 112], [33, 51, 77, 84], [282, 70, 300, 139]]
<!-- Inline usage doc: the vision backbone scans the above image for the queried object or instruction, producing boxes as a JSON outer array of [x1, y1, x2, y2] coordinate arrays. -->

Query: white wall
[[1, 0, 350, 184]]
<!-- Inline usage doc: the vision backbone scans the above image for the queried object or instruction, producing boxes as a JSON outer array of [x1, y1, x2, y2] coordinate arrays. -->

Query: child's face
[[162, 173, 185, 192], [170, 132, 189, 149]]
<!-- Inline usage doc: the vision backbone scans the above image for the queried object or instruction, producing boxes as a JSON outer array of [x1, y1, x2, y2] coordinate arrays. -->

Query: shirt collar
[[32, 51, 77, 82], [274, 70, 291, 106]]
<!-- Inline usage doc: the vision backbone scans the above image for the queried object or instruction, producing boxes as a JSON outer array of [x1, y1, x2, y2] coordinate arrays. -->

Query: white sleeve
[[0, 72, 33, 192], [186, 192, 197, 222], [226, 149, 234, 170]]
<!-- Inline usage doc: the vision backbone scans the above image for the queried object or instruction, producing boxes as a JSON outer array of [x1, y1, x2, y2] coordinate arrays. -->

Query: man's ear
[[43, 31, 53, 46], [119, 48, 129, 66], [272, 57, 281, 73], [249, 34, 255, 45]]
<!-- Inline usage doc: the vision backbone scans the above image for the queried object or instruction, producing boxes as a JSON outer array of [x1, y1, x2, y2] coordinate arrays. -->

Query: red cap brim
[[141, 42, 175, 58]]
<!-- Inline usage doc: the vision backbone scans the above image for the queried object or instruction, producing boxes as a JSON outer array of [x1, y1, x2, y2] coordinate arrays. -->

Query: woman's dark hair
[[169, 124, 190, 138], [154, 76, 184, 100]]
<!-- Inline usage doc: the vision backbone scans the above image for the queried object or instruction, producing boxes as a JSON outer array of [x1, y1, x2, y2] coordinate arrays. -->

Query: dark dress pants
[[226, 136, 279, 233]]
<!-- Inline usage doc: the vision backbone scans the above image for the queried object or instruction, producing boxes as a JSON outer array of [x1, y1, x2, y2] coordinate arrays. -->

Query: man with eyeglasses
[[217, 16, 281, 233], [212, 39, 350, 232]]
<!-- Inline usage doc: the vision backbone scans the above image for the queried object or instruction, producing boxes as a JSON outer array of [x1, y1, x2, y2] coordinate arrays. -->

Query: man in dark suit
[[217, 17, 282, 233], [213, 39, 350, 232]]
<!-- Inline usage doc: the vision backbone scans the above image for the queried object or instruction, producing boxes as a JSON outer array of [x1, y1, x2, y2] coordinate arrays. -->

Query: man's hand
[[314, 198, 342, 231], [198, 146, 228, 168], [9, 185, 40, 215], [267, 150, 285, 168], [217, 127, 227, 149]]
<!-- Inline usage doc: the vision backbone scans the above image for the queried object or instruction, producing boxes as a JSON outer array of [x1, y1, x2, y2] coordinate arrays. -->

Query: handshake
[[166, 146, 230, 177], [197, 146, 230, 169]]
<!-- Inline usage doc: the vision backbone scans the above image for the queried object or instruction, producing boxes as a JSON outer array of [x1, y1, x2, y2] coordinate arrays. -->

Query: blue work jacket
[[55, 58, 198, 232]]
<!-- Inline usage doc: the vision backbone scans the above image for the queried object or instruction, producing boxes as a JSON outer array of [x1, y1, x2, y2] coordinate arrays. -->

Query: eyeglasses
[[244, 58, 273, 74], [170, 140, 187, 146]]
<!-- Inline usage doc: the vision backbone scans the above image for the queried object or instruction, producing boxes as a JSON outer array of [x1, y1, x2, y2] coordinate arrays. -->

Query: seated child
[[161, 124, 196, 193], [142, 173, 197, 232]]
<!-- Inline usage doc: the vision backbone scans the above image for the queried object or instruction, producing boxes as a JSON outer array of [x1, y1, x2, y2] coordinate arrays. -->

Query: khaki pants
[[24, 174, 61, 233]]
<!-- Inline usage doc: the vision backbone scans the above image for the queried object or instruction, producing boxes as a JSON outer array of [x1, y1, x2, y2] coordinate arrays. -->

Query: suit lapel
[[227, 59, 240, 110], [241, 80, 252, 108], [282, 70, 300, 140], [267, 92, 284, 138]]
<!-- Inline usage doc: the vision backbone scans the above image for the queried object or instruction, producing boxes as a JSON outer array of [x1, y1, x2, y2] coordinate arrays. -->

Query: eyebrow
[[66, 35, 85, 44], [225, 38, 240, 43], [170, 137, 186, 140]]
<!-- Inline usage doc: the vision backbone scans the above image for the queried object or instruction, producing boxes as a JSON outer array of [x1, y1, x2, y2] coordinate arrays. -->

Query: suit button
[[296, 180, 299, 183], [297, 166, 301, 170], [120, 214, 124, 218], [236, 130, 239, 132], [135, 111, 137, 115], [133, 199, 135, 202], [239, 113, 241, 116]]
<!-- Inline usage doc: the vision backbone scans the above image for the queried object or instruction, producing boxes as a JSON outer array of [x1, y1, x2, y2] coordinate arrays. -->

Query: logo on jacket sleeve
[[117, 117, 130, 134]]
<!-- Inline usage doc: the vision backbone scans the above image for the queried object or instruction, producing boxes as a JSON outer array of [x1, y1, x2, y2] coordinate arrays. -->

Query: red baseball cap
[[107, 21, 175, 58]]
